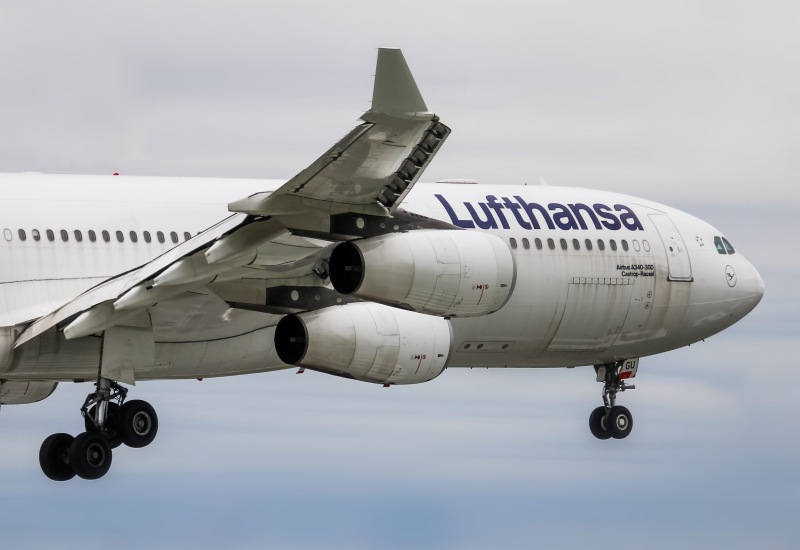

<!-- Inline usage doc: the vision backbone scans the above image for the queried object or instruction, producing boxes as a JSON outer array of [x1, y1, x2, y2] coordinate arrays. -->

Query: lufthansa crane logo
[[725, 265, 737, 287]]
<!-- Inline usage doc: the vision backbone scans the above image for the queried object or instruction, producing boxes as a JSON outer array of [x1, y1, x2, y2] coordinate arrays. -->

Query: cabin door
[[649, 214, 693, 281]]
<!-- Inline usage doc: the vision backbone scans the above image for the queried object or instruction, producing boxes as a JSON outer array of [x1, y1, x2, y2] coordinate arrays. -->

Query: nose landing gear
[[589, 361, 636, 440], [38, 378, 158, 481]]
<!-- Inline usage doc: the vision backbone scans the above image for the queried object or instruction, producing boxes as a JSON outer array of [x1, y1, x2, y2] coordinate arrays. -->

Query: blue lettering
[[568, 203, 602, 230], [502, 197, 531, 229], [549, 203, 579, 230], [434, 193, 642, 232], [615, 204, 643, 231], [434, 194, 474, 228], [486, 195, 510, 229], [466, 202, 498, 229], [594, 203, 621, 230], [514, 196, 555, 229]]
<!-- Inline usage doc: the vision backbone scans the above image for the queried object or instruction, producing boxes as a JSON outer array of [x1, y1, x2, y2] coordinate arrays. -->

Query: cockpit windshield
[[714, 236, 735, 255]]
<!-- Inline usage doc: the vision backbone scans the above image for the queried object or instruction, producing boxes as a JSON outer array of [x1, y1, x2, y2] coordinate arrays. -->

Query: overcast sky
[[0, 2, 797, 549]]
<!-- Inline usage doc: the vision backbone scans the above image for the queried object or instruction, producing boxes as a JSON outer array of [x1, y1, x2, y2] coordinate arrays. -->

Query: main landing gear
[[39, 378, 158, 481], [589, 361, 635, 440]]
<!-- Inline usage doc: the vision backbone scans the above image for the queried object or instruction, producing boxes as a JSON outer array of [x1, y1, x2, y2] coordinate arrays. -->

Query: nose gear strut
[[589, 361, 635, 440]]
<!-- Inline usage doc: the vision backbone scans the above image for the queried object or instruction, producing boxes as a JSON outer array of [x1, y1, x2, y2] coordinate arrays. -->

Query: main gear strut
[[39, 376, 158, 481]]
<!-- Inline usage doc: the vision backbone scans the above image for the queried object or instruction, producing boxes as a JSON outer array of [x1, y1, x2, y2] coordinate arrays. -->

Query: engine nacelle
[[274, 302, 451, 385], [329, 230, 516, 317], [0, 380, 58, 404]]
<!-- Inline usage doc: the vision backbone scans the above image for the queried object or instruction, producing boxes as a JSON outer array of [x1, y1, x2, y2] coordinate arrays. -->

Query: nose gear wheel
[[589, 361, 635, 441]]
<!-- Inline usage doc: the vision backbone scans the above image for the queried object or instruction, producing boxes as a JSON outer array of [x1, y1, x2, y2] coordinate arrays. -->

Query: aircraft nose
[[736, 258, 765, 316], [754, 266, 765, 300]]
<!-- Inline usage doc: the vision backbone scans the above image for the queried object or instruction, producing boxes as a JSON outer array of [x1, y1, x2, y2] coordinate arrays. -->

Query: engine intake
[[274, 302, 451, 385], [329, 230, 516, 317]]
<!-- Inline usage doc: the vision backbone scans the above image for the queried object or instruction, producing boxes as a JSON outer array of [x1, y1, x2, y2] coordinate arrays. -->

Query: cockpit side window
[[714, 236, 727, 254], [722, 237, 735, 255]]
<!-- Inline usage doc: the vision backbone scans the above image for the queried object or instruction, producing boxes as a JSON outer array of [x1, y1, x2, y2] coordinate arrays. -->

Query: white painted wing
[[228, 49, 450, 236], [14, 48, 449, 348], [15, 214, 258, 346]]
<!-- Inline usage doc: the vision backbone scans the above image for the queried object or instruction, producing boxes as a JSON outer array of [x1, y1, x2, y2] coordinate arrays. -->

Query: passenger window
[[621, 240, 629, 251], [3, 229, 10, 241], [18, 229, 26, 241], [609, 239, 617, 251], [585, 239, 593, 251], [522, 238, 529, 250], [560, 238, 568, 250], [157, 231, 165, 244], [170, 231, 178, 244], [643, 240, 650, 252], [633, 240, 641, 252], [60, 230, 68, 242], [102, 230, 110, 243], [116, 231, 124, 243], [597, 239, 605, 251], [32, 229, 41, 241], [88, 230, 96, 242], [130, 231, 138, 243], [722, 237, 735, 255], [510, 238, 517, 249], [547, 238, 555, 250], [183, 232, 191, 241], [74, 230, 82, 242], [46, 230, 55, 242], [572, 238, 580, 250], [143, 231, 152, 243], [535, 238, 543, 250]]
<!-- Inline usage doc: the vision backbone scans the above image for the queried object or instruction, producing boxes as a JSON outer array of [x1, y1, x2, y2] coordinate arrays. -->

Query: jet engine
[[274, 302, 451, 385], [328, 230, 516, 317]]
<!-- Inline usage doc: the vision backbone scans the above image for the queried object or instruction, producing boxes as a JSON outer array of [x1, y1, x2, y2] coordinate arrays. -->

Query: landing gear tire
[[590, 361, 636, 441], [39, 433, 76, 481], [37, 379, 159, 480], [69, 432, 112, 480], [84, 402, 122, 449], [589, 406, 611, 440], [608, 405, 633, 439], [115, 400, 158, 448]]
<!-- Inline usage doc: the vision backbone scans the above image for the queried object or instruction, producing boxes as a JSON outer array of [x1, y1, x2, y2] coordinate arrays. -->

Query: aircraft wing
[[14, 48, 451, 349], [229, 48, 450, 237]]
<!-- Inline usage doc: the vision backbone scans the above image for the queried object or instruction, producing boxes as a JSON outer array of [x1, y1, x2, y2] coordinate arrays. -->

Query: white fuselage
[[0, 174, 763, 382]]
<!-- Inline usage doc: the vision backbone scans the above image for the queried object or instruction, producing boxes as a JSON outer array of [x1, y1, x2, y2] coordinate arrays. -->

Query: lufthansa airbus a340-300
[[0, 49, 763, 481]]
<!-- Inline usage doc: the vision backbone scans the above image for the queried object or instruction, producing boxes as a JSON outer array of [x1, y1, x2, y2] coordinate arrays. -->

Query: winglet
[[371, 48, 429, 116]]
